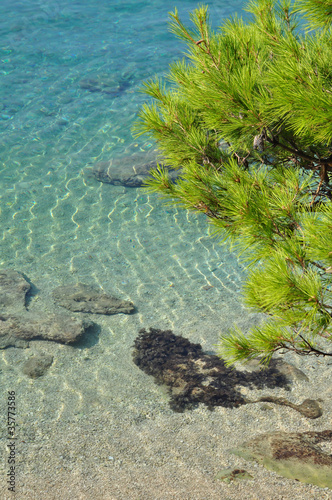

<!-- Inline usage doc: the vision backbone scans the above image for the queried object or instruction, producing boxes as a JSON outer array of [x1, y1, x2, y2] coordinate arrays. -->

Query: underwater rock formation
[[231, 430, 332, 489], [90, 151, 181, 187], [0, 269, 31, 313], [132, 328, 322, 418], [52, 283, 135, 315], [0, 312, 93, 348], [22, 353, 54, 378], [79, 72, 133, 96], [0, 270, 94, 348], [244, 357, 310, 383]]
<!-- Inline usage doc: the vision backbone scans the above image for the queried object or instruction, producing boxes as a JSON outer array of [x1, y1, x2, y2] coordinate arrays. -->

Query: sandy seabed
[[0, 187, 331, 500], [1, 312, 331, 500]]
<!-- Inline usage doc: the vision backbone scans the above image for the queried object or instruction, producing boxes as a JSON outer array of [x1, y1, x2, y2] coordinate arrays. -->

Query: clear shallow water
[[1, 2, 330, 499], [0, 0, 246, 271], [0, 0, 248, 373]]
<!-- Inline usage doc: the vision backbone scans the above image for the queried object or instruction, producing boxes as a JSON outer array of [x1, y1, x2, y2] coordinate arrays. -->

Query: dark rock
[[89, 151, 181, 187], [255, 396, 322, 419], [22, 353, 54, 378], [0, 270, 30, 313], [230, 430, 332, 488], [132, 328, 303, 413], [0, 313, 92, 348], [52, 283, 135, 315]]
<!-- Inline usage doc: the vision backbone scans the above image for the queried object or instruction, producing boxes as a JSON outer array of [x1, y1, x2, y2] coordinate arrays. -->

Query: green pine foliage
[[133, 0, 332, 365]]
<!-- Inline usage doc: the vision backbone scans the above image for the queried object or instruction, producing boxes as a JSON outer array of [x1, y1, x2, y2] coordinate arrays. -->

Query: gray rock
[[272, 359, 310, 383], [0, 270, 30, 313], [22, 353, 54, 378], [230, 430, 332, 489], [0, 313, 92, 348], [89, 151, 181, 187], [52, 283, 135, 315], [244, 358, 309, 384], [0, 270, 94, 348]]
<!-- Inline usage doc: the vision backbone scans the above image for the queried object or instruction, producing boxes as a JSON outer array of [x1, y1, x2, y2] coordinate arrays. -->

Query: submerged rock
[[22, 353, 54, 378], [255, 396, 322, 419], [80, 78, 123, 95], [89, 151, 181, 187], [244, 358, 309, 384], [52, 283, 135, 315], [231, 430, 332, 489], [0, 313, 92, 348], [0, 269, 31, 313], [132, 328, 319, 417], [79, 73, 132, 96], [0, 270, 94, 348]]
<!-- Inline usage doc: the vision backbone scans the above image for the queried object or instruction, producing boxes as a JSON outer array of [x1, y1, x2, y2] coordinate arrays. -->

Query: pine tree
[[133, 0, 332, 365]]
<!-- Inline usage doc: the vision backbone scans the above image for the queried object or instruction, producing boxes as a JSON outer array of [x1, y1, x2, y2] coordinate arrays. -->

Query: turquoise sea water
[[1, 2, 331, 499], [0, 0, 245, 273]]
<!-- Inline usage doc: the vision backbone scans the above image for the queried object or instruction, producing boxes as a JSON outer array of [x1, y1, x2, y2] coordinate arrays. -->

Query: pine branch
[[266, 133, 332, 171], [286, 335, 332, 357], [135, 1, 332, 366]]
